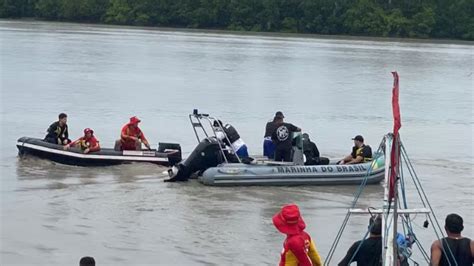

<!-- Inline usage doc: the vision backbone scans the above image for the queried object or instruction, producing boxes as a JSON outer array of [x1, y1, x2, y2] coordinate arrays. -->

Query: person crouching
[[64, 128, 100, 154], [273, 204, 322, 266], [115, 116, 151, 151]]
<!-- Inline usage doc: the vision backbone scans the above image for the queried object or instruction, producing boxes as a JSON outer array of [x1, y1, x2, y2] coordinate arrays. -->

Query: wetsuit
[[272, 123, 298, 162], [351, 145, 373, 163], [44, 121, 69, 144], [439, 237, 473, 266], [338, 237, 382, 266], [303, 139, 321, 165], [279, 231, 322, 266], [263, 121, 277, 158]]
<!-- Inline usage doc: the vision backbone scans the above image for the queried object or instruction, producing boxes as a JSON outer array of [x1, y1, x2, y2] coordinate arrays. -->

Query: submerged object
[[17, 137, 181, 166]]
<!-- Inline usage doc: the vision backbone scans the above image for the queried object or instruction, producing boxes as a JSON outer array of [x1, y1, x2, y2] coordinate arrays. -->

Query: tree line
[[1, 0, 473, 40]]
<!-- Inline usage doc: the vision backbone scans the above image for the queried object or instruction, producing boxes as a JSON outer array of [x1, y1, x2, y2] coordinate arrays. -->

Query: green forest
[[1, 0, 473, 40]]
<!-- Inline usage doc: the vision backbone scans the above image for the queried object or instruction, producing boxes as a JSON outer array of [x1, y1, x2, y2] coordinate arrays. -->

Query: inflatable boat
[[165, 111, 385, 186], [17, 137, 182, 167]]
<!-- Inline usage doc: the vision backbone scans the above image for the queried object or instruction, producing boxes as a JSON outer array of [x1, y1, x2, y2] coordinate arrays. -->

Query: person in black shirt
[[44, 113, 71, 145], [263, 112, 282, 158], [430, 213, 473, 266], [271, 114, 301, 162], [339, 135, 372, 165], [302, 133, 329, 165], [338, 215, 382, 266]]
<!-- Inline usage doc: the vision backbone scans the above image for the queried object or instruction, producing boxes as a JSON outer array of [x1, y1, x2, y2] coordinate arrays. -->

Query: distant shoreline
[[2, 18, 473, 46]]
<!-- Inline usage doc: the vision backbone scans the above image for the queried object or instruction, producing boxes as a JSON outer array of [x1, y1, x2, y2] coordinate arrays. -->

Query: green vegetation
[[1, 0, 473, 40]]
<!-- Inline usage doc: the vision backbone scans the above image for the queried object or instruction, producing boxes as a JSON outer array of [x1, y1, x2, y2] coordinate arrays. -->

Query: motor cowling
[[165, 137, 225, 182]]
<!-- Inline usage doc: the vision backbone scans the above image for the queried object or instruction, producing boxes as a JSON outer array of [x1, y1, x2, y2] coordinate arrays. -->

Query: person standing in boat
[[44, 113, 71, 145], [273, 204, 322, 266], [430, 213, 473, 266], [213, 120, 249, 158], [79, 256, 95, 266], [64, 128, 100, 154], [338, 135, 372, 165], [115, 116, 151, 151], [271, 114, 301, 162], [338, 215, 382, 265], [263, 112, 282, 159]]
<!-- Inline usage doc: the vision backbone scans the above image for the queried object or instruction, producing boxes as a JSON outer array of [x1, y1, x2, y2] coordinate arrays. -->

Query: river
[[0, 20, 472, 265]]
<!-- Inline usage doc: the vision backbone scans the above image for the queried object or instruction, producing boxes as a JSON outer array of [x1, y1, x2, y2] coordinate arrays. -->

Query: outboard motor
[[165, 137, 228, 182]]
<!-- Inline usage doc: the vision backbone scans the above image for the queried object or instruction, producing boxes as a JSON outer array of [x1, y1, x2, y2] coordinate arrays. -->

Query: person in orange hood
[[64, 128, 100, 154], [273, 204, 322, 266], [115, 116, 151, 151]]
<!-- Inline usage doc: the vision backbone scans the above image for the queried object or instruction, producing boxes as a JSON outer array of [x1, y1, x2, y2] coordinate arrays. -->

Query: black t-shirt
[[271, 123, 298, 149], [45, 121, 68, 141], [338, 237, 382, 266], [264, 121, 276, 138]]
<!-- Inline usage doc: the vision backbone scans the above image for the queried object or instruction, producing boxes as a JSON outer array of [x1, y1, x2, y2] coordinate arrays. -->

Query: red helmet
[[84, 128, 94, 134]]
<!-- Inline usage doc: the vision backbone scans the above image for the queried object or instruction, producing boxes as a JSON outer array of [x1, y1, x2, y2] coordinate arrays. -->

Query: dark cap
[[275, 111, 284, 118], [302, 133, 309, 140], [352, 135, 364, 142]]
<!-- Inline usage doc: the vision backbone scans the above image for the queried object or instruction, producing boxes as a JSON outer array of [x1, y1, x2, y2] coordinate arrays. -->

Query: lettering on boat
[[277, 165, 368, 174]]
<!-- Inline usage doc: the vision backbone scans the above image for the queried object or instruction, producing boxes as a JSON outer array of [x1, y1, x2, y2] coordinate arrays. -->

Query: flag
[[389, 72, 401, 200]]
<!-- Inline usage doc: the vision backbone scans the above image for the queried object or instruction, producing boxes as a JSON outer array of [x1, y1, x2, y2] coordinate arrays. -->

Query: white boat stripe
[[17, 142, 169, 162]]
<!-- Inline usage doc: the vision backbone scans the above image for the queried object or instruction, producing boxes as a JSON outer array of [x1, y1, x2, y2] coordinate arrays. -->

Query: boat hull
[[198, 158, 385, 186], [17, 137, 181, 167]]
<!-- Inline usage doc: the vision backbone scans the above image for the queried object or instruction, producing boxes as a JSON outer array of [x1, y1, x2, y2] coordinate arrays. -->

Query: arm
[[289, 123, 301, 132], [139, 131, 151, 149], [308, 240, 323, 266], [338, 242, 357, 266], [471, 240, 474, 263], [348, 156, 364, 164], [430, 240, 442, 266], [88, 141, 100, 153], [64, 138, 80, 150], [339, 154, 353, 164], [121, 129, 136, 141]]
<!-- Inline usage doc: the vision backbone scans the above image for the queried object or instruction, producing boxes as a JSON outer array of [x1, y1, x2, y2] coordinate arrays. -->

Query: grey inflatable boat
[[166, 111, 385, 186], [198, 158, 384, 186]]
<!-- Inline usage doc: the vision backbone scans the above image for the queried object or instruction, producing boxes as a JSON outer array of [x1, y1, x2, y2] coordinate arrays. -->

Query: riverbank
[[2, 18, 473, 46], [1, 0, 473, 41]]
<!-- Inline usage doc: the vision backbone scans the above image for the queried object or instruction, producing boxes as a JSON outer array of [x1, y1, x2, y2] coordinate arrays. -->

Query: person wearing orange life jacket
[[64, 128, 100, 154], [273, 204, 322, 266], [115, 116, 151, 151]]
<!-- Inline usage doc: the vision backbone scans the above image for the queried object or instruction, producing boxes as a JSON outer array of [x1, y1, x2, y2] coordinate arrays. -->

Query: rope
[[324, 136, 386, 265]]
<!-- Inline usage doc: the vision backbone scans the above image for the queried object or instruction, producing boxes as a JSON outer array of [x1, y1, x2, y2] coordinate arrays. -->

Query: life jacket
[[355, 145, 373, 162], [223, 124, 240, 145], [279, 231, 322, 266]]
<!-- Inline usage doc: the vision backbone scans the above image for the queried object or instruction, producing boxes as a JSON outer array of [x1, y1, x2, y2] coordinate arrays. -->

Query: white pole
[[383, 134, 394, 266]]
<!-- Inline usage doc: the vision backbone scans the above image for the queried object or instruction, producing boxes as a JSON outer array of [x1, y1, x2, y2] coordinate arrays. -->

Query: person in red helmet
[[64, 128, 100, 154], [273, 204, 322, 266], [115, 116, 151, 151]]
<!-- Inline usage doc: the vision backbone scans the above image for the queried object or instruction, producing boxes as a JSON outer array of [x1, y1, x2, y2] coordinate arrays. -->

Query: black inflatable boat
[[17, 137, 182, 167]]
